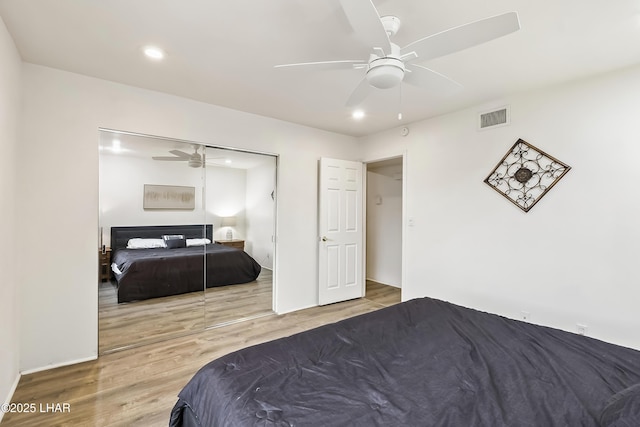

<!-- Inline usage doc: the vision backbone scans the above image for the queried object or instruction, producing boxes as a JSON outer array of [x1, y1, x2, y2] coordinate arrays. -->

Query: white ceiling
[[2, 0, 640, 137]]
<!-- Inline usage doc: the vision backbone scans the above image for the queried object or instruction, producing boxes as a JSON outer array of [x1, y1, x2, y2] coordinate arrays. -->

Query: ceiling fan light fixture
[[366, 58, 405, 89], [188, 153, 203, 168]]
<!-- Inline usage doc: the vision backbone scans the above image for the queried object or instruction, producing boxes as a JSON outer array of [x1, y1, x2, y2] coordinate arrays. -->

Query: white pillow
[[126, 238, 166, 249], [186, 238, 211, 247]]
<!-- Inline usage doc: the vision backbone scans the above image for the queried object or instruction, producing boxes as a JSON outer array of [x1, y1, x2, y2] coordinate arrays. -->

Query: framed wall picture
[[143, 184, 195, 210]]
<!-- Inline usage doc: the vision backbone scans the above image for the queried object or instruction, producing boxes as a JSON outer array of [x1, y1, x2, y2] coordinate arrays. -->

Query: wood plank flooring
[[2, 281, 400, 427], [99, 269, 273, 353]]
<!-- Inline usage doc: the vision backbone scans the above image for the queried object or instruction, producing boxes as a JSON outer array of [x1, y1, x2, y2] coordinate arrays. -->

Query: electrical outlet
[[576, 323, 588, 336], [520, 311, 531, 321]]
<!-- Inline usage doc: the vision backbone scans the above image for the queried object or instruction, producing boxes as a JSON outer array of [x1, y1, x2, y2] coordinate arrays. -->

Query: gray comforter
[[112, 243, 261, 303], [170, 297, 640, 426]]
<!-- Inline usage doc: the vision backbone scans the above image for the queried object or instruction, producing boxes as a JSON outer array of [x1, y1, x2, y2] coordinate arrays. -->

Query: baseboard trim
[[0, 372, 21, 423], [20, 355, 97, 376]]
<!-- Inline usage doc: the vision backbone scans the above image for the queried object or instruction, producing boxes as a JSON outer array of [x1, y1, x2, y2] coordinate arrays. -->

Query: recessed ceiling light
[[352, 110, 365, 120], [99, 138, 129, 154], [143, 46, 164, 60]]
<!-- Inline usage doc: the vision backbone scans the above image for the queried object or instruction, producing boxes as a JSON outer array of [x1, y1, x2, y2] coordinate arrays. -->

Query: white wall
[[359, 64, 640, 350], [100, 152, 249, 245], [102, 153, 203, 241], [0, 15, 21, 416], [205, 165, 247, 241], [16, 63, 359, 372], [245, 161, 277, 269], [366, 165, 402, 287]]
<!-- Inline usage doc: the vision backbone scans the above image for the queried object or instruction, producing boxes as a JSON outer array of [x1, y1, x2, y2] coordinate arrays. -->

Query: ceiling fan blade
[[346, 77, 373, 107], [274, 60, 367, 70], [339, 0, 391, 53], [152, 156, 187, 161], [170, 150, 191, 158], [152, 149, 192, 161], [404, 64, 463, 95], [400, 11, 520, 62]]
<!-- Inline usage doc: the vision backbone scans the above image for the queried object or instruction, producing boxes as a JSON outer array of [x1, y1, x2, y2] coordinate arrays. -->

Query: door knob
[[321, 236, 328, 242]]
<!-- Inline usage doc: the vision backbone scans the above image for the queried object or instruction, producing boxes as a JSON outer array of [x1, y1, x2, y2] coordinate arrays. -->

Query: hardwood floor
[[2, 282, 400, 426], [99, 269, 273, 353], [364, 279, 402, 306]]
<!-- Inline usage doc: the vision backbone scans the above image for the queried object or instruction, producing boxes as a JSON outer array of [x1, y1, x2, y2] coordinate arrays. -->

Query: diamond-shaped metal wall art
[[484, 139, 571, 212]]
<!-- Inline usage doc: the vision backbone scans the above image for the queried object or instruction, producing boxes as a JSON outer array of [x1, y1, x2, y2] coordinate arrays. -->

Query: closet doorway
[[98, 130, 277, 353], [365, 157, 403, 305]]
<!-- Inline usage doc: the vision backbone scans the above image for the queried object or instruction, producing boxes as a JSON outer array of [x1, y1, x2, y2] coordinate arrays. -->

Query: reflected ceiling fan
[[152, 145, 206, 168], [275, 0, 520, 111]]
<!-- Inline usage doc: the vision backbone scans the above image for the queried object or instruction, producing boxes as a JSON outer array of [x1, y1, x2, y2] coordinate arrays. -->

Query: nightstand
[[215, 239, 245, 251], [99, 247, 112, 281]]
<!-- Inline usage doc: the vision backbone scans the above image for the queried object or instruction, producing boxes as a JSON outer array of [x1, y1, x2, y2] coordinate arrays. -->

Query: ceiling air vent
[[478, 106, 510, 130]]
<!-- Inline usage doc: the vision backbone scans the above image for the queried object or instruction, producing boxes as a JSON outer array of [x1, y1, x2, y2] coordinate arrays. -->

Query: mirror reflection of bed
[[98, 130, 276, 354]]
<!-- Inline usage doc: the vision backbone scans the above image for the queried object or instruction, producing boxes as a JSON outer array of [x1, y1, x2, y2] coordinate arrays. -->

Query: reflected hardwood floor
[[205, 268, 273, 326], [99, 269, 273, 353], [3, 282, 400, 427]]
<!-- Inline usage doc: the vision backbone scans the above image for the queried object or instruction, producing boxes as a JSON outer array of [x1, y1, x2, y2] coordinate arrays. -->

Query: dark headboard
[[110, 224, 213, 250]]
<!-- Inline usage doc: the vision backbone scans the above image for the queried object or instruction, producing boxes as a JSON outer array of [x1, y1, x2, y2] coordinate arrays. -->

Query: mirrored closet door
[[203, 146, 276, 327], [98, 131, 207, 353], [98, 130, 277, 353]]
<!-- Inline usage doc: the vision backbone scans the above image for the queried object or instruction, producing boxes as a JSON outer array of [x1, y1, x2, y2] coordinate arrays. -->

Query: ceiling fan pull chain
[[398, 84, 403, 121]]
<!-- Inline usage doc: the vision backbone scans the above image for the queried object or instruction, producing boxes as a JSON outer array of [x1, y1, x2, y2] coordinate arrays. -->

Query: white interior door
[[318, 158, 364, 305]]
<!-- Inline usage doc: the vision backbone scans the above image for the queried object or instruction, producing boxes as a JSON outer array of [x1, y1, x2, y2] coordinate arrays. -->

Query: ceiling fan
[[275, 0, 520, 110], [152, 145, 206, 168]]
